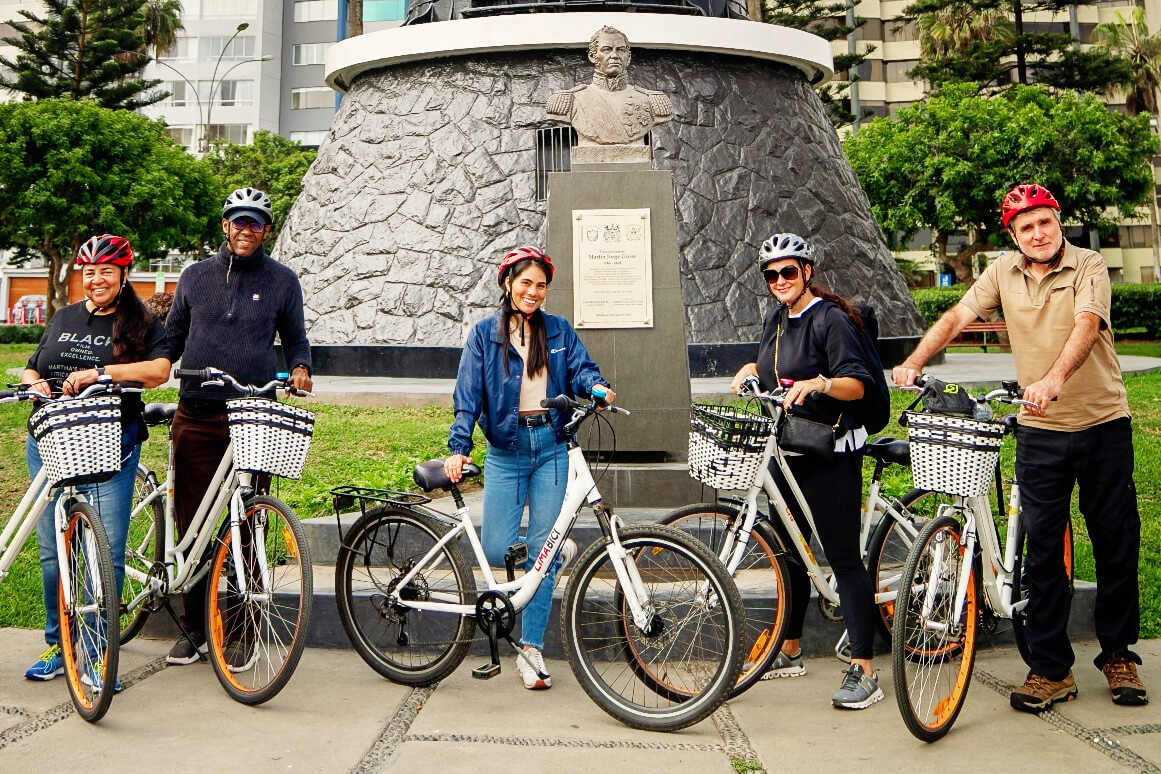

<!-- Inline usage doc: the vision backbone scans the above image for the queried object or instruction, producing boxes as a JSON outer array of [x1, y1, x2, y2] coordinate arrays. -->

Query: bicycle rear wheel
[[659, 502, 789, 697], [205, 495, 312, 705], [120, 465, 163, 644], [335, 507, 476, 685], [561, 523, 744, 732], [892, 514, 980, 742], [1012, 520, 1075, 667], [59, 501, 119, 723]]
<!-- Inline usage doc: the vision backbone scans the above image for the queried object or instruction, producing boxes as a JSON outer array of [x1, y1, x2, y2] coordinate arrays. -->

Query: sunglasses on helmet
[[763, 265, 801, 283]]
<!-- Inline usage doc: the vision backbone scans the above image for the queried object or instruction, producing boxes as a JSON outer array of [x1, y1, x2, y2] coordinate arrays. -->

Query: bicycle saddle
[[143, 402, 178, 426], [413, 459, 481, 492], [865, 436, 910, 467]]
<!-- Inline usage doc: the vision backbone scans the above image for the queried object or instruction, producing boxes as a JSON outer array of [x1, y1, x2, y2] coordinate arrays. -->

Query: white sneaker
[[516, 646, 551, 690], [559, 538, 578, 573]]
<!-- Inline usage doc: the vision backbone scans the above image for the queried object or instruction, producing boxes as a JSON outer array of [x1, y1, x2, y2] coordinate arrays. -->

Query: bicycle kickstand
[[160, 596, 209, 662]]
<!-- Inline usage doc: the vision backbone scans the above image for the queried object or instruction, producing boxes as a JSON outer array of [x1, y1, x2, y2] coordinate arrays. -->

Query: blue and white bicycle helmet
[[759, 233, 815, 269], [222, 187, 274, 225]]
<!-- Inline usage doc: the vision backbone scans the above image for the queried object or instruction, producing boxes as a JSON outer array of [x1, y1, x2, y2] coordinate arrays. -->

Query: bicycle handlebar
[[174, 366, 313, 398], [0, 377, 143, 404]]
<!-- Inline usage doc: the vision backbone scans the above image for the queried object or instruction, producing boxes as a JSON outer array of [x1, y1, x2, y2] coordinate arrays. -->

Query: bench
[[953, 321, 1009, 352]]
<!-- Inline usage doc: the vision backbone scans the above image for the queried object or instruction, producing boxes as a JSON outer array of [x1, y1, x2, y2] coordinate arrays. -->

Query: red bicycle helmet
[[1001, 184, 1060, 228], [75, 234, 133, 267], [497, 246, 554, 286]]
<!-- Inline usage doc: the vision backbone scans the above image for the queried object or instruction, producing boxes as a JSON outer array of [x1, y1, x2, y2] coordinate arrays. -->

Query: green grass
[[2, 342, 1160, 637]]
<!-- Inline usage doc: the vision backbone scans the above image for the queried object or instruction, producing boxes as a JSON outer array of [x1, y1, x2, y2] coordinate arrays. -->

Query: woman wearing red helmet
[[19, 235, 172, 687], [445, 245, 614, 690]]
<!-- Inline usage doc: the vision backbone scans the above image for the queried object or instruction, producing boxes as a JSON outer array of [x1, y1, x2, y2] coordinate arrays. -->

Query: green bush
[[1112, 284, 1161, 337], [0, 324, 44, 344], [911, 287, 967, 324]]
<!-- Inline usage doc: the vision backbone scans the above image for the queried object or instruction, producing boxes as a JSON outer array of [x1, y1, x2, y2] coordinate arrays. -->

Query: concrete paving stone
[[728, 643, 1126, 772], [388, 740, 735, 773]]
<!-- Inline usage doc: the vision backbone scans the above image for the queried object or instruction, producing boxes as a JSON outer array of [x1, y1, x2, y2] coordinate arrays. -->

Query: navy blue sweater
[[165, 243, 312, 400]]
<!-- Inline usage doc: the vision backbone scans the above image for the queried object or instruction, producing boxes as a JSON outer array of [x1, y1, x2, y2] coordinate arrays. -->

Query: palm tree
[[1094, 7, 1161, 116], [142, 0, 185, 60], [918, 3, 1014, 61]]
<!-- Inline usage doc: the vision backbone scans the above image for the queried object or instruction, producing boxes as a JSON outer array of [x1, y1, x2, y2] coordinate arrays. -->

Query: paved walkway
[[1, 627, 1158, 773]]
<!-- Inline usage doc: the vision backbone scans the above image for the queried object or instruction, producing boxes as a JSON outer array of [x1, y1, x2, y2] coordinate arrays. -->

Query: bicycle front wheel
[[335, 507, 476, 685], [205, 495, 312, 705], [561, 523, 744, 732], [660, 502, 789, 697], [59, 501, 119, 723], [892, 514, 980, 743], [120, 465, 163, 644]]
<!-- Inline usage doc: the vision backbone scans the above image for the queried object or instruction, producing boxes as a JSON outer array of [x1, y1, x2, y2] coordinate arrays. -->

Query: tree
[[1095, 8, 1161, 117], [208, 130, 318, 246], [0, 99, 219, 318], [843, 83, 1157, 283], [141, 0, 184, 59], [0, 0, 164, 109]]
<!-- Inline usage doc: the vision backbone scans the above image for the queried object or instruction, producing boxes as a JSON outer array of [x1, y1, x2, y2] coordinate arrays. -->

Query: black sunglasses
[[229, 218, 267, 234], [763, 265, 801, 283]]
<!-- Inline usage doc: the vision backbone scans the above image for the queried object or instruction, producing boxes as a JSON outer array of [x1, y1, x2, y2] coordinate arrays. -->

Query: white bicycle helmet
[[759, 233, 815, 268], [222, 187, 274, 225]]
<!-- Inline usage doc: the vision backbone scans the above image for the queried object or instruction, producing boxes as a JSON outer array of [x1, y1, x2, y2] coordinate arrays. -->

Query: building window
[[206, 124, 249, 145], [294, 0, 339, 22], [165, 126, 195, 149], [883, 19, 918, 42], [292, 42, 332, 65], [535, 126, 579, 201], [159, 37, 194, 60], [291, 87, 334, 110], [198, 80, 255, 106], [1118, 225, 1154, 248], [199, 35, 255, 61], [201, 0, 257, 16], [161, 81, 192, 106], [853, 59, 884, 80], [290, 130, 329, 146], [885, 59, 921, 81], [365, 0, 408, 22]]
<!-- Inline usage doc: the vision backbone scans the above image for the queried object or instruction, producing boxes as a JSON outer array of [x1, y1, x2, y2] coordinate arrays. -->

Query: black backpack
[[853, 305, 891, 434]]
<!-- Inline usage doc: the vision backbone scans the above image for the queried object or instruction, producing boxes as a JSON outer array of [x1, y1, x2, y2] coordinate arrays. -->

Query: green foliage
[[209, 130, 318, 246], [0, 99, 219, 317], [1094, 8, 1161, 117], [844, 84, 1157, 282], [911, 286, 967, 323], [0, 325, 45, 344], [0, 0, 164, 110], [140, 0, 183, 59], [1111, 284, 1161, 337]]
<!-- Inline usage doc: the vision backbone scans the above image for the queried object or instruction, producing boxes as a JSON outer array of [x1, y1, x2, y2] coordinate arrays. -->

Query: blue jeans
[[27, 427, 141, 647], [481, 423, 568, 651]]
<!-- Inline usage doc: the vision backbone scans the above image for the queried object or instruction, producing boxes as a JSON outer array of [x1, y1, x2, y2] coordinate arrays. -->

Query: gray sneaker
[[832, 664, 884, 709], [761, 650, 806, 680]]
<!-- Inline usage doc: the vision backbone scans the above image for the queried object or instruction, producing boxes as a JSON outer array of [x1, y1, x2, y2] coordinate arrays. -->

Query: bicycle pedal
[[471, 662, 502, 680]]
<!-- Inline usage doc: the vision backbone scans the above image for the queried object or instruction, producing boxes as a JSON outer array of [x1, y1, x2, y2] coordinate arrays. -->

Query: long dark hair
[[499, 258, 551, 378], [110, 271, 155, 364], [811, 285, 865, 335]]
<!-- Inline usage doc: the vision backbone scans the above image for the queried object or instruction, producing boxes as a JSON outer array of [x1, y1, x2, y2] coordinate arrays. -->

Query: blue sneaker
[[25, 645, 64, 681], [80, 661, 123, 694]]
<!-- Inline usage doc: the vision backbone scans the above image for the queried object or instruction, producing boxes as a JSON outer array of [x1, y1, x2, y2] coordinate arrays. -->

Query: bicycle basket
[[687, 403, 775, 490], [28, 395, 122, 488], [226, 398, 315, 479], [904, 411, 1004, 497]]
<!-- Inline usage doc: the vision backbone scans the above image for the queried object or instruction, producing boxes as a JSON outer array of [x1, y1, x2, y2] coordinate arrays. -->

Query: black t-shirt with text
[[27, 301, 168, 437]]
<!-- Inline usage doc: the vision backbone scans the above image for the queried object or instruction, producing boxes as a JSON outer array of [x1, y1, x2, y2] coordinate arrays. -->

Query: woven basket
[[29, 395, 122, 488], [687, 404, 774, 490], [904, 411, 1004, 497], [226, 398, 315, 479]]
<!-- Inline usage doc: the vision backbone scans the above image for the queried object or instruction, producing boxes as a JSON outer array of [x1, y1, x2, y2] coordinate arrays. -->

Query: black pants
[[770, 449, 877, 660], [1016, 417, 1141, 680]]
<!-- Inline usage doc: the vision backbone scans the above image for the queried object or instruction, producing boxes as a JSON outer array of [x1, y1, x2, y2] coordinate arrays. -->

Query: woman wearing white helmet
[[730, 233, 884, 710]]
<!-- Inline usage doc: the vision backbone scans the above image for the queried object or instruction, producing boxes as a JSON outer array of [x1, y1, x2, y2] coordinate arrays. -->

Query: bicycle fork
[[604, 513, 657, 632], [920, 524, 977, 635], [227, 486, 271, 602]]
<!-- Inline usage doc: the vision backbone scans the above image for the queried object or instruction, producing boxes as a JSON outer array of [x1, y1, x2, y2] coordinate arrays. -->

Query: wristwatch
[[96, 366, 106, 378]]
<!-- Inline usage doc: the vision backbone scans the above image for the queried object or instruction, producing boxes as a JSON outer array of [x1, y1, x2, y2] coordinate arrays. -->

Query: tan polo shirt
[[959, 241, 1129, 431]]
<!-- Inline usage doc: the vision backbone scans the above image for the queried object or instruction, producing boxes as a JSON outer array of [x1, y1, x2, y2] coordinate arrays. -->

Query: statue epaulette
[[546, 85, 587, 118], [643, 90, 673, 118]]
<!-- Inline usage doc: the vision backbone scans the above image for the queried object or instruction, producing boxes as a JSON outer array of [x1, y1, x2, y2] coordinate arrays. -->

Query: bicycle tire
[[335, 506, 476, 686], [120, 465, 163, 644], [1012, 520, 1075, 667], [59, 501, 120, 723], [866, 488, 950, 640], [561, 523, 745, 732], [892, 514, 980, 742], [659, 502, 789, 697], [205, 495, 312, 705]]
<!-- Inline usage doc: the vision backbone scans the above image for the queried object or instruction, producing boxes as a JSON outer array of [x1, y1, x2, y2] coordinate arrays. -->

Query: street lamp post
[[204, 54, 273, 151]]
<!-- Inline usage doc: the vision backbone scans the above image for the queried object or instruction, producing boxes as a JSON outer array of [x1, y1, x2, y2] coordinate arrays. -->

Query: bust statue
[[546, 26, 674, 164]]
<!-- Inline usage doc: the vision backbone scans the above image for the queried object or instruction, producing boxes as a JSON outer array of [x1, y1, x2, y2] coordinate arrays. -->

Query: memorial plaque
[[572, 208, 653, 328]]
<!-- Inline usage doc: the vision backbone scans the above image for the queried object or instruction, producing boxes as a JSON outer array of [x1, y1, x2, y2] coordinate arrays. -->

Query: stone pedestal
[[546, 168, 691, 461]]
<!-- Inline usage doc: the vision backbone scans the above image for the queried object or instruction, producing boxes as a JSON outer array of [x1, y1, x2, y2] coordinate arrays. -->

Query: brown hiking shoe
[[1101, 656, 1148, 706], [1010, 671, 1078, 714]]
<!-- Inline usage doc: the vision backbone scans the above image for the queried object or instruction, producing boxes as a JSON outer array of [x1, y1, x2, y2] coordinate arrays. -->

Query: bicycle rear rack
[[330, 485, 431, 514]]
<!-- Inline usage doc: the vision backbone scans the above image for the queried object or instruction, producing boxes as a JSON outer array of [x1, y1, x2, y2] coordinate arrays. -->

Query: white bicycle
[[0, 378, 143, 721], [332, 393, 745, 731], [117, 367, 314, 705]]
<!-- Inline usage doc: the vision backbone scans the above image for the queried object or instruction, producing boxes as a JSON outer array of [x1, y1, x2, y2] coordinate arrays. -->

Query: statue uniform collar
[[592, 72, 629, 91]]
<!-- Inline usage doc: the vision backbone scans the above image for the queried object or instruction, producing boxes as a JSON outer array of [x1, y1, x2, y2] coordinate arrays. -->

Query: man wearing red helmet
[[893, 184, 1145, 713]]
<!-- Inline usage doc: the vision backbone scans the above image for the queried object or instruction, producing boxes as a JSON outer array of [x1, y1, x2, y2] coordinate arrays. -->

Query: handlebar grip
[[541, 395, 575, 410], [913, 374, 931, 387], [174, 368, 206, 379], [0, 390, 13, 400], [117, 381, 145, 389]]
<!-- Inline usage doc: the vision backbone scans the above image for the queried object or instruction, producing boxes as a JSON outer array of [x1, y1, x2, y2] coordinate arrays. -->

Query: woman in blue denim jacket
[[444, 246, 613, 691]]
